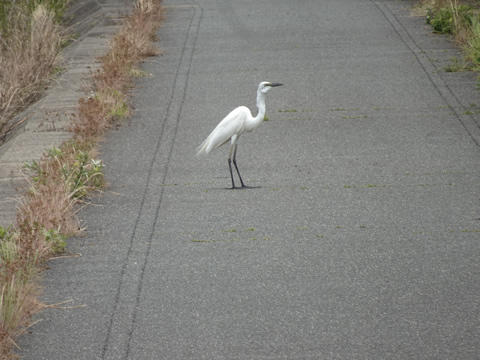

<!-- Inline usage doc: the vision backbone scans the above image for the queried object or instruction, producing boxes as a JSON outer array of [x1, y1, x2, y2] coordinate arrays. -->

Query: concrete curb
[[0, 0, 131, 226]]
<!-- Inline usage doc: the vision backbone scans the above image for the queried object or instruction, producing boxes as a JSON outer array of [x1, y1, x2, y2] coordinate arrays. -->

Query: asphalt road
[[20, 0, 480, 359]]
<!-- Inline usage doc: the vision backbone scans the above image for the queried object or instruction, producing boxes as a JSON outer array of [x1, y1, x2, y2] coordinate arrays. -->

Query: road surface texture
[[19, 0, 480, 359]]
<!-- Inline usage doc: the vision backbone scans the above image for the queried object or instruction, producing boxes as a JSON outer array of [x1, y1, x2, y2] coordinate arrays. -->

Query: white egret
[[196, 81, 283, 189]]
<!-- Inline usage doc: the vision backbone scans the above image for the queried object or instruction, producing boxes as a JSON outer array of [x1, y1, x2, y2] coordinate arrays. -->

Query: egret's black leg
[[228, 145, 236, 189], [232, 144, 246, 188], [228, 158, 236, 189]]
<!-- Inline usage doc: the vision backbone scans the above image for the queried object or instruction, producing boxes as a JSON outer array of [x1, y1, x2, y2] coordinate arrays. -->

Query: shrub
[[427, 5, 472, 34]]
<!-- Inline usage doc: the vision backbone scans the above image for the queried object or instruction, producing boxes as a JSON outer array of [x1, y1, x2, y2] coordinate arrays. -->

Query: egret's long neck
[[251, 91, 266, 127]]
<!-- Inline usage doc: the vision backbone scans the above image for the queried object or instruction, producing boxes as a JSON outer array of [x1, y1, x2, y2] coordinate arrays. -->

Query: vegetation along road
[[2, 0, 480, 358]]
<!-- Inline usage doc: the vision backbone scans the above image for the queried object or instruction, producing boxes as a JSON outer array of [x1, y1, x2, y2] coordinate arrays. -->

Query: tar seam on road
[[372, 0, 480, 148], [101, 1, 203, 359]]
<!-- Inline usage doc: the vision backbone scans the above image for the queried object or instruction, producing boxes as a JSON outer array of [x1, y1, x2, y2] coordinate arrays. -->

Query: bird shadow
[[204, 183, 262, 191], [228, 185, 261, 190], [203, 185, 262, 191]]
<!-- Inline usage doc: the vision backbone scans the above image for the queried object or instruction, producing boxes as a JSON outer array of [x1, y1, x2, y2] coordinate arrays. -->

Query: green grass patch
[[421, 1, 480, 73], [444, 56, 471, 72]]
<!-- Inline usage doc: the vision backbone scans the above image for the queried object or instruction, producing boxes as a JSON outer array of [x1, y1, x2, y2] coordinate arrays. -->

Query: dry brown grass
[[72, 0, 163, 141], [0, 4, 62, 139], [71, 96, 113, 140], [0, 141, 100, 358], [0, 0, 164, 357], [0, 276, 39, 359]]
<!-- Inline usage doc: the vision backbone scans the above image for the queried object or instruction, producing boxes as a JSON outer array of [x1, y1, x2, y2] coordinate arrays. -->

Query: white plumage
[[197, 81, 283, 189]]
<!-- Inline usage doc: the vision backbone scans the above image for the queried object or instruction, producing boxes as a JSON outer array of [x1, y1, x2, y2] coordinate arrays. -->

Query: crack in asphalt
[[101, 1, 203, 358]]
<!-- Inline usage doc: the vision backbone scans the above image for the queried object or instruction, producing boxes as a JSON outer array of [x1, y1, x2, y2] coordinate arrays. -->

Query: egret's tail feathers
[[196, 135, 211, 156], [197, 124, 233, 156]]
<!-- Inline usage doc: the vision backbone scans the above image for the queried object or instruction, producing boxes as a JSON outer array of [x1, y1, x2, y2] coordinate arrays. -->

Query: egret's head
[[258, 81, 283, 94]]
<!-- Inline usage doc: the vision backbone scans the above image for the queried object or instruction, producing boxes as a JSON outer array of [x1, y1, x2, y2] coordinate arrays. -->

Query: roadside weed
[[0, 0, 164, 356]]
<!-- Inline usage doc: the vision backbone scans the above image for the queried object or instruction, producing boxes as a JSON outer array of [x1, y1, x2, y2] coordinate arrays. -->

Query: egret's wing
[[196, 107, 248, 155]]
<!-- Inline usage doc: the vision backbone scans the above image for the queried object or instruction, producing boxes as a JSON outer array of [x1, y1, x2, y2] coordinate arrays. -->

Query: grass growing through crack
[[0, 0, 164, 357], [344, 184, 389, 189], [444, 56, 471, 71]]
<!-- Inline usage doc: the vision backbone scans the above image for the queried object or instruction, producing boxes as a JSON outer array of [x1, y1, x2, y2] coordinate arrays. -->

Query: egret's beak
[[269, 83, 283, 87]]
